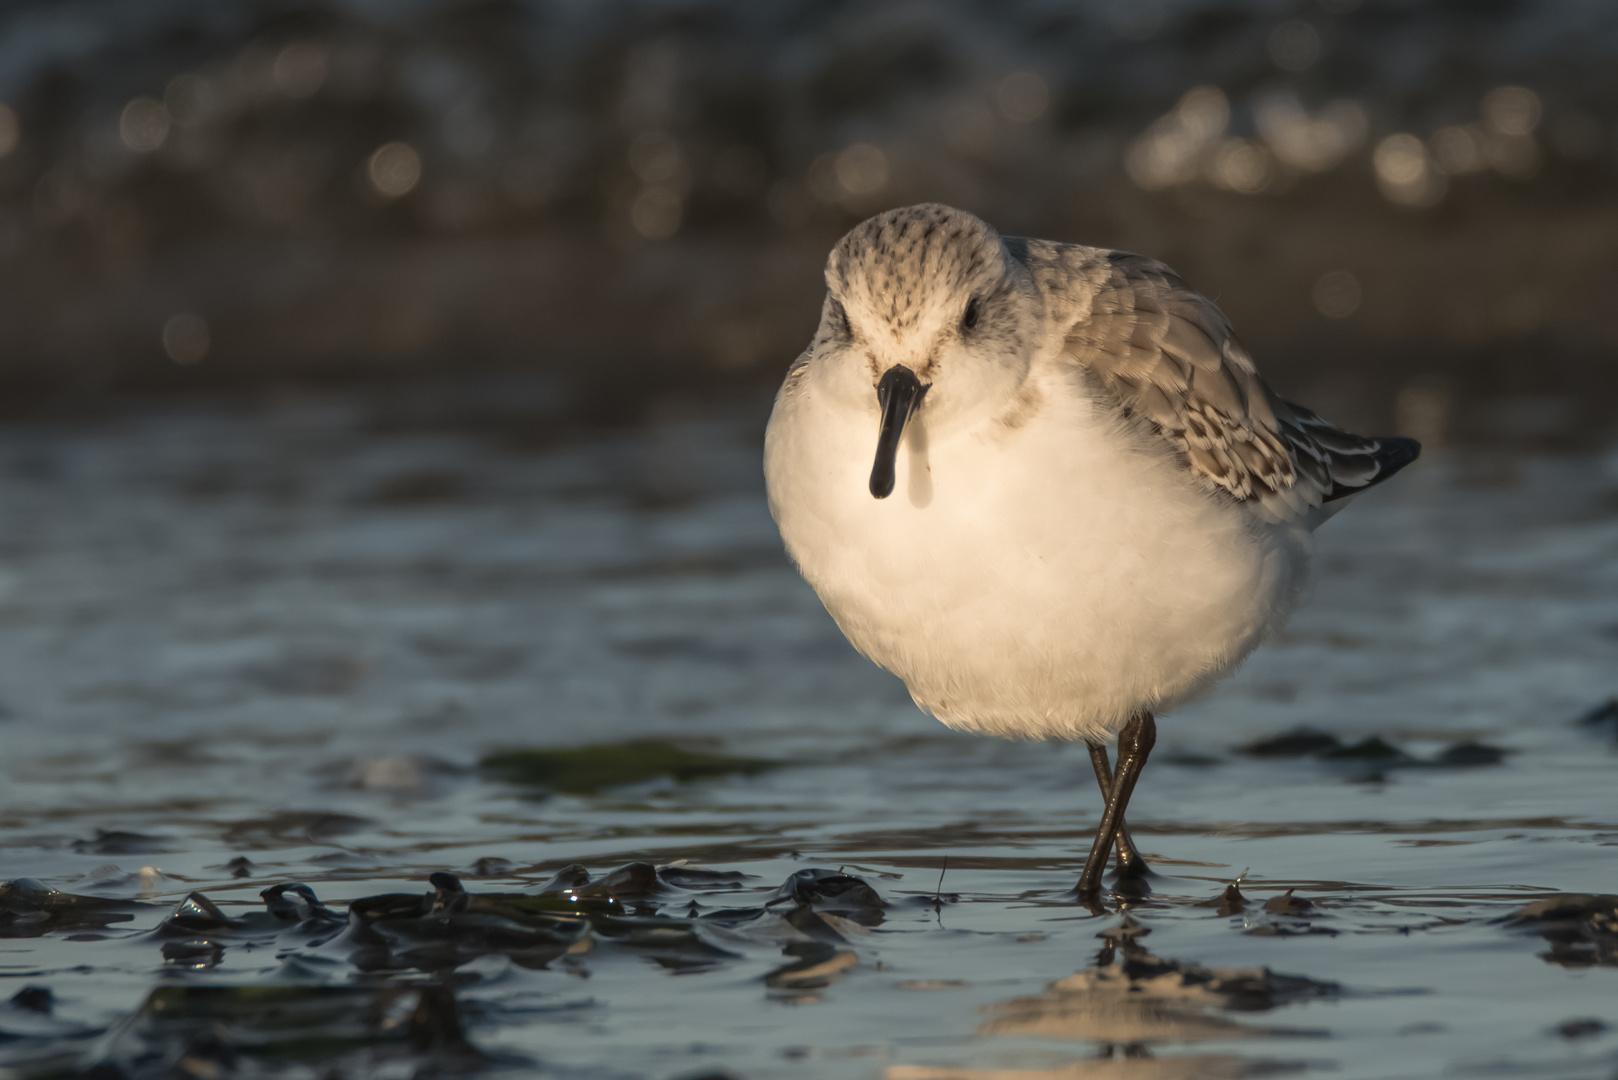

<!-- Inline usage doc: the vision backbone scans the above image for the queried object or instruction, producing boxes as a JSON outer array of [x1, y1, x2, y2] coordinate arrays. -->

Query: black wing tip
[[1376, 436, 1422, 475], [1321, 435, 1421, 503]]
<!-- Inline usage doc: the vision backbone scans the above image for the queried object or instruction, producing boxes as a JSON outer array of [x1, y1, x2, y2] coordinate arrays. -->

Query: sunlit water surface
[[1, 388, 1616, 1079]]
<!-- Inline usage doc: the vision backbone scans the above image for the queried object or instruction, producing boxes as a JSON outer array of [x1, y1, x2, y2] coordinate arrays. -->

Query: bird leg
[[1077, 712, 1157, 898], [1085, 740, 1148, 876]]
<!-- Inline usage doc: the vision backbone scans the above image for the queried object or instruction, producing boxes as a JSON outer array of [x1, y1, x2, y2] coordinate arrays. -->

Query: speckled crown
[[825, 204, 1003, 336]]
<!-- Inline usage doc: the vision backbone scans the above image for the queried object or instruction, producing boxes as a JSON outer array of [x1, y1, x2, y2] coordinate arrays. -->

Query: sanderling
[[763, 204, 1419, 899]]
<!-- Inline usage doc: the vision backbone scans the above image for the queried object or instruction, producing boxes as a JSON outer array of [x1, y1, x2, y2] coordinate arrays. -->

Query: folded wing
[[1055, 249, 1419, 522]]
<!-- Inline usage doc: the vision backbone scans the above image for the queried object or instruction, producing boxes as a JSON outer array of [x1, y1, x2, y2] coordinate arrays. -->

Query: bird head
[[817, 203, 1041, 499]]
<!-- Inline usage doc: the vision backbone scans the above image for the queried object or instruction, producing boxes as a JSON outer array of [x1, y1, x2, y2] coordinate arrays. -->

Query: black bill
[[869, 365, 928, 499]]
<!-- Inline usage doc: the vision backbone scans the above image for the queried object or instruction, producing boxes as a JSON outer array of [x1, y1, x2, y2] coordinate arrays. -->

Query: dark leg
[[1077, 712, 1157, 899], [1085, 741, 1147, 875]]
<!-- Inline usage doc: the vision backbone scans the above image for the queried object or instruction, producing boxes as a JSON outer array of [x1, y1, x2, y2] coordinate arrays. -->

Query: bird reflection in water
[[888, 918, 1336, 1080]]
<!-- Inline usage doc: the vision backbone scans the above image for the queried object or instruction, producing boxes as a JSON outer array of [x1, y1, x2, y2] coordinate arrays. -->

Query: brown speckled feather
[[1025, 241, 1418, 521]]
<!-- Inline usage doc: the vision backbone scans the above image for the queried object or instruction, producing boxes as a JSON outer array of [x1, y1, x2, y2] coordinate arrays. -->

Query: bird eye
[[962, 297, 981, 331]]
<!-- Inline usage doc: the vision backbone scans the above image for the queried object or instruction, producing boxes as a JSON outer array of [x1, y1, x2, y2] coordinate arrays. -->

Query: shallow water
[[2, 387, 1617, 1080]]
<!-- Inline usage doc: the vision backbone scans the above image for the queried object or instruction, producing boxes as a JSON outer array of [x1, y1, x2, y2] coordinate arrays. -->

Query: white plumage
[[767, 346, 1309, 741]]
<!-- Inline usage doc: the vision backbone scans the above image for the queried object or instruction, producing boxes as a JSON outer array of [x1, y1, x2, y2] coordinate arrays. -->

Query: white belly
[[764, 369, 1311, 741]]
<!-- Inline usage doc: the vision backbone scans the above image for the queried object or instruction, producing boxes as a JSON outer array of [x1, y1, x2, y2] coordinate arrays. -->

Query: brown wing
[[1056, 250, 1418, 521]]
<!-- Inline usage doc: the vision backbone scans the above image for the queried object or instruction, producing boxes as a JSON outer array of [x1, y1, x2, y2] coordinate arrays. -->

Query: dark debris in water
[[8, 856, 1613, 1075], [1236, 728, 1512, 779], [768, 868, 886, 925], [1431, 741, 1509, 766], [1500, 894, 1618, 968], [576, 861, 664, 900], [467, 855, 517, 877], [3, 861, 894, 1075], [9, 986, 53, 1014], [1576, 697, 1618, 735], [1319, 736, 1412, 762], [1262, 890, 1319, 917], [480, 739, 780, 795], [535, 863, 591, 892], [1197, 882, 1249, 917], [1235, 888, 1337, 937], [1238, 729, 1344, 758], [1555, 1017, 1610, 1039], [221, 855, 257, 879], [341, 885, 594, 973], [0, 878, 148, 938]]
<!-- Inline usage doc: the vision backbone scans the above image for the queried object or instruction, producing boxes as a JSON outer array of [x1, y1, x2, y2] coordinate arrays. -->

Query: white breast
[[764, 362, 1311, 742]]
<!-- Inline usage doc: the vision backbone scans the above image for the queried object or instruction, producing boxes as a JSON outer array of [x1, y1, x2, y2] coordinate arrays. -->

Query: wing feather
[[1033, 244, 1420, 522]]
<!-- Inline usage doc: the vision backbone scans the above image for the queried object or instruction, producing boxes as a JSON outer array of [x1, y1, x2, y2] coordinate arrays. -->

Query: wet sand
[[2, 386, 1616, 1079]]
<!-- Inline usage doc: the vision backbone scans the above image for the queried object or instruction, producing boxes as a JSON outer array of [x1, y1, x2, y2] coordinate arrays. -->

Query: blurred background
[[1, 0, 1615, 449], [4, 6, 1618, 1074]]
